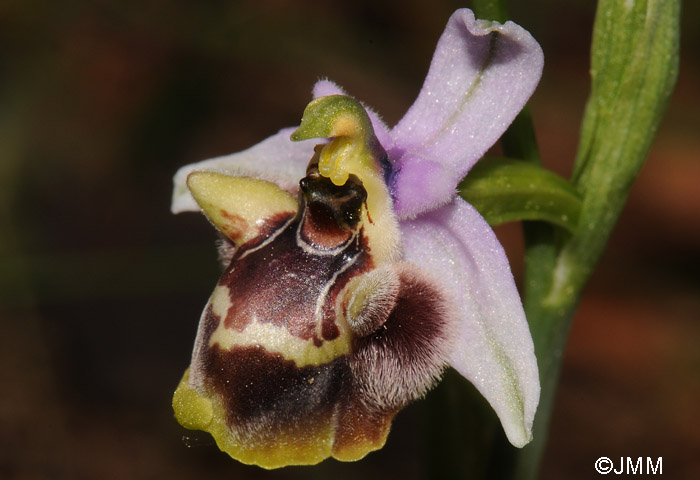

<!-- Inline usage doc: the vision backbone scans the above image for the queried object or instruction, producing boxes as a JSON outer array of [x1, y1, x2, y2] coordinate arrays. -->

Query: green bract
[[459, 157, 582, 232]]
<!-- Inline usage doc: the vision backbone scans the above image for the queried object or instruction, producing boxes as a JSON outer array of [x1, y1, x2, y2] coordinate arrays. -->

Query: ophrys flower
[[171, 8, 543, 469]]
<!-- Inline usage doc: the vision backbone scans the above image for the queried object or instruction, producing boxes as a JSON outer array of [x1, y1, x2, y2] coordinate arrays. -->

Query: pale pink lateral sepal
[[400, 197, 539, 447]]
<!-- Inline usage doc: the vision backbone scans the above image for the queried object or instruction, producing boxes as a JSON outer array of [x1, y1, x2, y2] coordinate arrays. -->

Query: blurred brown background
[[1, 1, 698, 479]]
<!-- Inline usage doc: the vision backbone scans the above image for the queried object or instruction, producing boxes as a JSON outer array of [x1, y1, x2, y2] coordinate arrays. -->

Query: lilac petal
[[391, 153, 457, 219], [391, 8, 543, 213], [312, 79, 394, 152], [171, 128, 317, 213], [400, 198, 539, 447], [312, 78, 347, 98]]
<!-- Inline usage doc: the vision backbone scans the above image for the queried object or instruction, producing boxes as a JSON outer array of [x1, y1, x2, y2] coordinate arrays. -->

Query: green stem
[[512, 1, 680, 479], [471, 0, 508, 23]]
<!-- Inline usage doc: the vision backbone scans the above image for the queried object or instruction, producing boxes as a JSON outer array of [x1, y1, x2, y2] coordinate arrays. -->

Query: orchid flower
[[171, 9, 543, 469]]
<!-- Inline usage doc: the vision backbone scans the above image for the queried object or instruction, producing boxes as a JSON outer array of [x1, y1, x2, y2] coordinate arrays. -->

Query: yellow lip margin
[[173, 369, 335, 469], [173, 368, 394, 468]]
